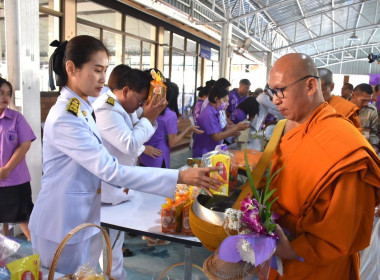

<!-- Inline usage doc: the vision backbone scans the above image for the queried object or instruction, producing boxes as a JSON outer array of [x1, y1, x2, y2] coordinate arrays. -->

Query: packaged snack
[[72, 263, 105, 280], [0, 233, 20, 263], [146, 70, 167, 105], [161, 198, 186, 233], [6, 254, 40, 280], [181, 201, 194, 236]]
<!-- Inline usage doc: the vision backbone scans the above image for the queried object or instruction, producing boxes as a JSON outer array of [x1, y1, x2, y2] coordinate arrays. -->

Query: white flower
[[237, 238, 256, 265], [225, 208, 243, 231]]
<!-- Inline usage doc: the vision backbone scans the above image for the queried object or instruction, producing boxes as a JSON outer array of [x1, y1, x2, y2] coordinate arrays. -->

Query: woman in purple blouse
[[0, 78, 36, 240], [140, 81, 203, 168], [230, 96, 260, 124], [192, 86, 250, 158], [193, 79, 215, 126]]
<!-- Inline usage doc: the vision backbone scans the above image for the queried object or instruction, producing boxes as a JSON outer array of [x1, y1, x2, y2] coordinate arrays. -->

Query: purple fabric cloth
[[227, 89, 247, 114], [219, 233, 277, 266], [193, 99, 204, 126], [192, 103, 222, 158], [139, 108, 178, 168], [230, 108, 247, 124], [0, 108, 36, 187]]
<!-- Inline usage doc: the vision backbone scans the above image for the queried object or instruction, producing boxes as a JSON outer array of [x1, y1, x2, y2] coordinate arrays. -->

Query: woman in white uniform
[[93, 65, 164, 279], [28, 35, 220, 274]]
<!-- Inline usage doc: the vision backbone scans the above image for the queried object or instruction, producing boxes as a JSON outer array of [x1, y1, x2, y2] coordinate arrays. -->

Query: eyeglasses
[[132, 90, 145, 107], [0, 90, 11, 97], [266, 75, 319, 98]]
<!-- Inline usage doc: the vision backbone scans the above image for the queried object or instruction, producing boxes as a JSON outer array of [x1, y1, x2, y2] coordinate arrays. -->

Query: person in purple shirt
[[140, 80, 203, 168], [193, 79, 215, 126], [230, 96, 260, 124], [192, 86, 250, 158], [226, 78, 251, 117], [0, 78, 36, 241]]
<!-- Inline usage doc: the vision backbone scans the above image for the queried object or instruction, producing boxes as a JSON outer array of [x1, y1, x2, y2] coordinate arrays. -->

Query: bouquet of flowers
[[204, 150, 283, 280]]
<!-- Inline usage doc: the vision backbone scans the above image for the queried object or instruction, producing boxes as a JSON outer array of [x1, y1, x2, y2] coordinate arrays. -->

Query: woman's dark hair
[[198, 79, 215, 97], [208, 86, 229, 103], [108, 64, 151, 93], [162, 81, 180, 116], [214, 78, 231, 89], [0, 78, 13, 97], [237, 97, 259, 118], [49, 35, 110, 90]]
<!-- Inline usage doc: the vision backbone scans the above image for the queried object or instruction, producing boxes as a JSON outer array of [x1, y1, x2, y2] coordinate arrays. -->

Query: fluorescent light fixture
[[348, 32, 360, 41]]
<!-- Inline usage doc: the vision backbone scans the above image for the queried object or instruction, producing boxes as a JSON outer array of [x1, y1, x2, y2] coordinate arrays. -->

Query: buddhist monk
[[265, 53, 380, 279], [318, 68, 362, 131]]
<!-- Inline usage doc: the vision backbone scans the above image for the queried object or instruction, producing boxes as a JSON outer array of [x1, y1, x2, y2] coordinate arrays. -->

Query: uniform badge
[[82, 111, 87, 117], [66, 98, 81, 117], [106, 97, 115, 106]]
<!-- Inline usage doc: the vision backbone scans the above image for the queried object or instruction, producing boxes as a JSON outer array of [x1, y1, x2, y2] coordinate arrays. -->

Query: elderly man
[[350, 83, 379, 154], [318, 68, 361, 130], [266, 53, 380, 279], [341, 82, 353, 100]]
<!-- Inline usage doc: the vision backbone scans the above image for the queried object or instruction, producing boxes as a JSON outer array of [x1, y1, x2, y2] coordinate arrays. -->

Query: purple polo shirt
[[230, 108, 247, 124], [139, 108, 178, 168], [193, 99, 204, 126], [192, 103, 222, 158], [0, 108, 36, 187], [227, 89, 247, 114]]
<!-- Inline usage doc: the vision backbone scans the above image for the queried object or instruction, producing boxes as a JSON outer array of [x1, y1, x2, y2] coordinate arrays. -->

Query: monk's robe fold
[[269, 102, 380, 280], [328, 95, 362, 131]]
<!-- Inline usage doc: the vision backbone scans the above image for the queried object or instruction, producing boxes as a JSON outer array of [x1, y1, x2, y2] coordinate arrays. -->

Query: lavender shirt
[[227, 89, 247, 114], [230, 108, 247, 124], [192, 104, 222, 158], [139, 108, 178, 168], [193, 99, 204, 126], [0, 108, 36, 187]]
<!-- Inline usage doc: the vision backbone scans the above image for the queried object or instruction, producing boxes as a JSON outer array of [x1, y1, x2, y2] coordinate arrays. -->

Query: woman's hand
[[141, 95, 167, 123], [274, 225, 300, 260], [178, 166, 223, 196], [0, 167, 10, 180], [190, 125, 204, 135], [236, 121, 250, 131], [143, 145, 162, 159]]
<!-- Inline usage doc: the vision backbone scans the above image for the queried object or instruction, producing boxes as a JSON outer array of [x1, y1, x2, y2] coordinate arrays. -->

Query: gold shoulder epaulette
[[66, 97, 80, 117], [106, 97, 115, 106]]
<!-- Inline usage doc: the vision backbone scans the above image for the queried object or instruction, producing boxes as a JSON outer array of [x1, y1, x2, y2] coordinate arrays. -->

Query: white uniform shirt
[[29, 87, 179, 244], [251, 93, 285, 131], [93, 90, 158, 205]]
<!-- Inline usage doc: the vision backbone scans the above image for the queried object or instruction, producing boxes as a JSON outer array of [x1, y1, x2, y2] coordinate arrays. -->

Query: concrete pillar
[[219, 23, 232, 80], [266, 52, 272, 82], [5, 0, 42, 202], [63, 0, 76, 40], [156, 26, 164, 71]]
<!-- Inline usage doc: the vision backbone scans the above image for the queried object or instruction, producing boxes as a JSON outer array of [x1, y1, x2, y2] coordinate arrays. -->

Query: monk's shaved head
[[269, 53, 324, 126], [318, 68, 335, 101]]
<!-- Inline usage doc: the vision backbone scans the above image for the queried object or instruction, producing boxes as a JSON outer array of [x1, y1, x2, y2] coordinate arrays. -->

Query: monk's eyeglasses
[[266, 75, 320, 98]]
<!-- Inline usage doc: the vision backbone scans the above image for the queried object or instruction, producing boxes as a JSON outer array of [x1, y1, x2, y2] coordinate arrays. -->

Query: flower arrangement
[[218, 149, 283, 277]]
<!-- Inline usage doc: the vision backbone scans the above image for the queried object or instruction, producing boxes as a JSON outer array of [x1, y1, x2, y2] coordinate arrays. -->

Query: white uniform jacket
[[251, 93, 285, 131], [29, 87, 178, 244], [93, 90, 157, 205]]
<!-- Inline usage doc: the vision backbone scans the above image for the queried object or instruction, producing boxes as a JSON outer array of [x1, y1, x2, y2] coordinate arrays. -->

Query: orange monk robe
[[268, 103, 380, 280], [328, 95, 362, 131]]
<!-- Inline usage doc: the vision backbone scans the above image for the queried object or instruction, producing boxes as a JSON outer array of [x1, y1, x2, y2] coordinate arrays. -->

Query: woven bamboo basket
[[48, 223, 114, 280]]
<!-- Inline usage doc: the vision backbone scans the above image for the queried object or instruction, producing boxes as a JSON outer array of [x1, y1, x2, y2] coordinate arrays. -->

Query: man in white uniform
[[93, 65, 163, 279]]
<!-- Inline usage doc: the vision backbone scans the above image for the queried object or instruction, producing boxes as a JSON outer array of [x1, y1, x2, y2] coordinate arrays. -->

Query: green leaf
[[263, 189, 277, 204], [244, 149, 260, 201], [266, 196, 279, 212]]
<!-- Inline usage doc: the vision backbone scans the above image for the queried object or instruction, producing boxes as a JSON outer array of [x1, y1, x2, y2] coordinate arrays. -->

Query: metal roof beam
[[231, 0, 294, 21]]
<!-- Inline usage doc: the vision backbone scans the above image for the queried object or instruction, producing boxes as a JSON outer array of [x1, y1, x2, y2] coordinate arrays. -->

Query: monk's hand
[[141, 95, 167, 123], [143, 145, 162, 159], [274, 225, 300, 260], [178, 167, 223, 196]]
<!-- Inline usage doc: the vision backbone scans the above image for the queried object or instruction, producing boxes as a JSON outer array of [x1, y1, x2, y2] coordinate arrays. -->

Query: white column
[[5, 0, 42, 202], [219, 22, 232, 80], [266, 52, 273, 82]]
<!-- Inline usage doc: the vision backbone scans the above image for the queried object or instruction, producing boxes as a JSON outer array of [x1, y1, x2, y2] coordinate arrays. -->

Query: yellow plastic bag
[[6, 254, 40, 280]]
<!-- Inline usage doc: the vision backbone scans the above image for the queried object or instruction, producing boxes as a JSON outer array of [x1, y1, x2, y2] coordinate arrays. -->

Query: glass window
[[171, 51, 184, 114], [125, 36, 141, 69], [39, 13, 60, 91], [183, 55, 196, 117], [77, 23, 100, 39], [77, 1, 122, 30], [205, 60, 219, 81], [163, 47, 170, 79], [173, 34, 184, 50], [142, 42, 155, 70], [39, 0, 61, 11], [186, 39, 197, 54], [211, 48, 219, 61], [103, 31, 123, 82], [164, 30, 170, 45], [0, 8, 6, 79], [125, 16, 156, 41]]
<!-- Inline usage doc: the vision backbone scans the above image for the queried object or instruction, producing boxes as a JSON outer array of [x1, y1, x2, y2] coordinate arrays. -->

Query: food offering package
[[146, 69, 167, 105]]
